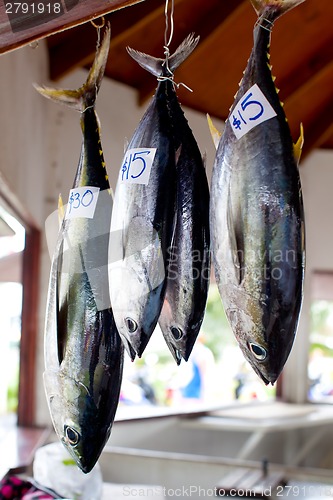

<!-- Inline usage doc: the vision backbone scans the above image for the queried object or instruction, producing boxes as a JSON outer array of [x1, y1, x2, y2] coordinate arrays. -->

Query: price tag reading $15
[[65, 186, 100, 220], [120, 148, 157, 185], [229, 84, 277, 140]]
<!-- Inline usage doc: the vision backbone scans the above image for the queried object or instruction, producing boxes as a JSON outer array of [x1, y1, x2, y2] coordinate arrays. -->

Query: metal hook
[[91, 16, 105, 30], [164, 0, 175, 50], [91, 16, 106, 49], [159, 0, 192, 93], [157, 75, 193, 93], [29, 40, 39, 49]]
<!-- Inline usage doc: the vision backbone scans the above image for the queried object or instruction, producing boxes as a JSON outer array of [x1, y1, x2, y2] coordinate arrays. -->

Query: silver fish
[[109, 35, 200, 358], [155, 41, 210, 364], [37, 27, 124, 473], [210, 0, 305, 385]]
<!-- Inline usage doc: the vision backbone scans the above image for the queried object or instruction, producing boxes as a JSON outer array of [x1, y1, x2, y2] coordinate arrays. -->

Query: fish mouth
[[65, 444, 99, 474], [79, 461, 95, 474], [170, 346, 183, 366], [136, 335, 156, 357], [248, 361, 278, 385], [256, 369, 278, 386], [129, 326, 156, 358]]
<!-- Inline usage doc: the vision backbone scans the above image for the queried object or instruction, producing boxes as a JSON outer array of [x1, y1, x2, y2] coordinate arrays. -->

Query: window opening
[[308, 271, 333, 403], [0, 204, 25, 424]]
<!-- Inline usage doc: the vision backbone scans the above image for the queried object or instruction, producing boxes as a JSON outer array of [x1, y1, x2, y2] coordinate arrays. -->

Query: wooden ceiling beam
[[48, 0, 166, 80], [285, 59, 333, 160], [278, 35, 333, 101], [105, 0, 193, 91], [0, 0, 144, 55], [48, 23, 99, 81], [304, 101, 333, 153], [135, 0, 248, 104]]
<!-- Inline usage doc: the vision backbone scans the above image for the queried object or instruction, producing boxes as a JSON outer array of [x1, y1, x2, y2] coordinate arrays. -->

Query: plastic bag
[[33, 443, 103, 500]]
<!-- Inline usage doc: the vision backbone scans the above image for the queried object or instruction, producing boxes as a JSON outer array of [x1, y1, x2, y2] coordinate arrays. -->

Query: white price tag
[[120, 148, 157, 185], [65, 186, 100, 220], [229, 84, 277, 139]]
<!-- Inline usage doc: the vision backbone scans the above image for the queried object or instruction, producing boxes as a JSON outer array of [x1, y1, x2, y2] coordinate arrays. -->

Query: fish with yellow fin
[[36, 27, 124, 473], [210, 0, 306, 385]]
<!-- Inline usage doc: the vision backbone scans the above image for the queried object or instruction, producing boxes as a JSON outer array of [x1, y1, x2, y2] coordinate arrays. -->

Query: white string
[[91, 16, 105, 50], [159, 0, 193, 92], [164, 0, 174, 50], [255, 16, 274, 32], [157, 75, 193, 92], [162, 0, 175, 76]]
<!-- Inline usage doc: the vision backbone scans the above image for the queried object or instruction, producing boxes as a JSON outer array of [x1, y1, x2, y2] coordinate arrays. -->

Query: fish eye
[[249, 342, 267, 361], [171, 326, 183, 340], [64, 426, 80, 446], [125, 317, 138, 333]]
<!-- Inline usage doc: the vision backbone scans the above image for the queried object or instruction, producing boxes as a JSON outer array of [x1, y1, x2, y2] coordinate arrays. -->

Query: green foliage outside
[[201, 283, 236, 360]]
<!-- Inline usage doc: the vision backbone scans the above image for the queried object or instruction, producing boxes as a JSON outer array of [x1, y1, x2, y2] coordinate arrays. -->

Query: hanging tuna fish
[[36, 26, 124, 473], [210, 0, 305, 385], [126, 38, 210, 365], [109, 34, 206, 359]]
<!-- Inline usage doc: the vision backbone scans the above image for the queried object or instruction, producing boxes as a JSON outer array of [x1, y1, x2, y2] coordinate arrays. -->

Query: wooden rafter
[[0, 0, 144, 55], [2, 0, 332, 157]]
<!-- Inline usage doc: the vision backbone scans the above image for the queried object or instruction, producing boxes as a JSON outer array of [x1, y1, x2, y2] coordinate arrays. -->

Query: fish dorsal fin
[[58, 194, 65, 228], [127, 33, 199, 77], [207, 114, 222, 150], [227, 190, 244, 285], [175, 145, 182, 166], [293, 123, 304, 165]]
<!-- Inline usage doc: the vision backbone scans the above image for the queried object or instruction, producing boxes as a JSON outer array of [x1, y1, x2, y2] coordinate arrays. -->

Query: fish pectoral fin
[[227, 193, 244, 285], [293, 123, 304, 166], [202, 152, 207, 170], [175, 145, 182, 165], [207, 114, 222, 150], [55, 239, 66, 364]]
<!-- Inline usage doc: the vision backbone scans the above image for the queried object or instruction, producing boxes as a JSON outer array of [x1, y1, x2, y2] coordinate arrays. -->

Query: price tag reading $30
[[65, 186, 100, 220], [120, 148, 157, 185], [229, 84, 277, 140]]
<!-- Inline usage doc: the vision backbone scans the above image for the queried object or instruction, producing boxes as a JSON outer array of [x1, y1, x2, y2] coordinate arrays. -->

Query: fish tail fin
[[127, 33, 199, 77], [250, 0, 305, 18], [34, 24, 110, 111], [168, 33, 200, 73], [293, 123, 304, 165]]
